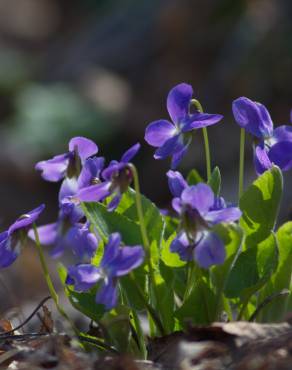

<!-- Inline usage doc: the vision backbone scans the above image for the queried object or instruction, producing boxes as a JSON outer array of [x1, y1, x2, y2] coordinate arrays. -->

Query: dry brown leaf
[[38, 305, 54, 334], [0, 319, 13, 333]]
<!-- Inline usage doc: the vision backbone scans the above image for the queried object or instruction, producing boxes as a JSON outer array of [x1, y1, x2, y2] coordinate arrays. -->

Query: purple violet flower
[[35, 137, 98, 182], [76, 143, 140, 211], [29, 157, 104, 258], [167, 172, 241, 268], [66, 233, 144, 310], [29, 221, 99, 259], [233, 97, 292, 174], [59, 156, 105, 223], [145, 83, 223, 168], [0, 204, 45, 268], [59, 178, 84, 224]]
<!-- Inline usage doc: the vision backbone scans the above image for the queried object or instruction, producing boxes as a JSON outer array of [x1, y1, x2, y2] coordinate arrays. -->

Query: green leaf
[[225, 233, 278, 299], [120, 268, 146, 311], [211, 224, 244, 318], [82, 200, 149, 312], [82, 202, 142, 245], [239, 166, 283, 246], [116, 189, 164, 245], [257, 222, 292, 322], [153, 272, 175, 333], [212, 224, 244, 293], [175, 278, 216, 326], [207, 166, 221, 195], [159, 259, 187, 303], [100, 305, 132, 353], [187, 169, 204, 185], [163, 215, 179, 241], [91, 240, 104, 266], [67, 288, 106, 322], [161, 233, 186, 268]]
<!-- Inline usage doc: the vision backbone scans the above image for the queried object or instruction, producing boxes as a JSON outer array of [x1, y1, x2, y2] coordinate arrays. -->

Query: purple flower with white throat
[[233, 97, 292, 174], [59, 178, 84, 224], [145, 83, 223, 168], [35, 137, 98, 182], [167, 174, 241, 268], [59, 156, 105, 223], [76, 143, 140, 211], [0, 204, 45, 268], [30, 156, 104, 259], [66, 233, 144, 310]]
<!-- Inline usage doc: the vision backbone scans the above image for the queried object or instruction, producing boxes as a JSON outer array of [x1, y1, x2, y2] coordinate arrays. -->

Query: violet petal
[[121, 143, 141, 163], [167, 83, 193, 123], [232, 97, 273, 139], [69, 137, 98, 161], [35, 153, 70, 182], [145, 120, 176, 147], [182, 113, 223, 132], [167, 170, 188, 197], [194, 231, 225, 268], [181, 184, 214, 216]]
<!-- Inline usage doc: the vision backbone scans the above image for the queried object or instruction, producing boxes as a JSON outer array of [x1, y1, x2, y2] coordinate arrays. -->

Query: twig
[[0, 296, 51, 337], [0, 333, 49, 341]]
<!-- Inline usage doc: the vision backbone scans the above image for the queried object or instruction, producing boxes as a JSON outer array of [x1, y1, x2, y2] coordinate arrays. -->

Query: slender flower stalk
[[238, 128, 245, 199], [32, 224, 80, 338], [184, 260, 195, 301], [191, 99, 211, 181], [129, 164, 165, 336], [129, 164, 150, 252], [237, 297, 249, 321], [202, 127, 211, 181]]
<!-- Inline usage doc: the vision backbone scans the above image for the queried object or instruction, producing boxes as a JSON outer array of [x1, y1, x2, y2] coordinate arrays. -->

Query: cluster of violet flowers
[[34, 137, 144, 310], [0, 82, 291, 350]]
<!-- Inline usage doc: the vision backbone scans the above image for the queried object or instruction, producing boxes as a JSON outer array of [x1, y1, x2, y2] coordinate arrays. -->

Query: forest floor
[[1, 304, 292, 370]]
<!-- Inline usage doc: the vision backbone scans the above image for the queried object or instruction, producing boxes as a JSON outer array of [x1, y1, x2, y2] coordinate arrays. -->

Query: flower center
[[111, 166, 133, 193], [91, 177, 101, 185], [181, 206, 209, 241], [18, 214, 31, 220]]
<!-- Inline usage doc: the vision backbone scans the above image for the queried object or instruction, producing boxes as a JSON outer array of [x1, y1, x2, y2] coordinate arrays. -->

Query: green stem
[[121, 286, 147, 359], [237, 295, 250, 321], [78, 334, 119, 354], [129, 274, 165, 336], [129, 164, 165, 336], [202, 127, 211, 181], [196, 266, 212, 323], [184, 263, 213, 323], [130, 308, 147, 359], [238, 128, 245, 199], [184, 261, 195, 302], [129, 164, 150, 251], [191, 99, 211, 181], [32, 224, 80, 338]]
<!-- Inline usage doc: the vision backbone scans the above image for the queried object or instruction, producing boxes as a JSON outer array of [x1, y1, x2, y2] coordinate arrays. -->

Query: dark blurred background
[[0, 0, 292, 315]]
